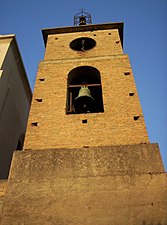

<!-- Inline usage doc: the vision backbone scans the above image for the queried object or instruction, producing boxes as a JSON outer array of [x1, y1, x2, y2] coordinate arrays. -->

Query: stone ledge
[[10, 143, 165, 181]]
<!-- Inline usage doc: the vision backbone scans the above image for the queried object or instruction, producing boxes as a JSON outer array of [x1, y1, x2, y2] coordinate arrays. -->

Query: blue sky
[[0, 0, 167, 170]]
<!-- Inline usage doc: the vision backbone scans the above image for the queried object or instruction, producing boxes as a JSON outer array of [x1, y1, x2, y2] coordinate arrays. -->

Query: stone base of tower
[[1, 143, 167, 225]]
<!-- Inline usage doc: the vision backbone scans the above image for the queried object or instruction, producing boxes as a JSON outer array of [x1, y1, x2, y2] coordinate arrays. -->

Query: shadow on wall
[[0, 133, 25, 180], [142, 221, 162, 225]]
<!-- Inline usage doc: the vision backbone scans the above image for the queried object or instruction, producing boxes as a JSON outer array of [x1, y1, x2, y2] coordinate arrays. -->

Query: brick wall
[[24, 28, 149, 150], [44, 29, 123, 61]]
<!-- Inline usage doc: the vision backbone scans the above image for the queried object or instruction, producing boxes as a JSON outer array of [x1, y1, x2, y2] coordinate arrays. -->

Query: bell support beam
[[68, 84, 101, 88]]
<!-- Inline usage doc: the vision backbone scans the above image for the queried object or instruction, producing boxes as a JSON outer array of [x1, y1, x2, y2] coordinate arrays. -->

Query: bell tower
[[23, 11, 149, 150], [1, 12, 167, 225]]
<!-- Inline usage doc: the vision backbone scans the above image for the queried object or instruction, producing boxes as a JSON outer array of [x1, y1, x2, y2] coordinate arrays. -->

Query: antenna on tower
[[74, 9, 92, 26]]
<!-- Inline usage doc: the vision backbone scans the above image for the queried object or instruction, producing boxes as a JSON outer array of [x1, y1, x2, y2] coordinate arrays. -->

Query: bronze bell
[[79, 16, 86, 25], [74, 86, 95, 113]]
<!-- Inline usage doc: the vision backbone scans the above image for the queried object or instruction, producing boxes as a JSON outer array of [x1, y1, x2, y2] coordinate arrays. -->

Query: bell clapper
[[81, 39, 85, 51]]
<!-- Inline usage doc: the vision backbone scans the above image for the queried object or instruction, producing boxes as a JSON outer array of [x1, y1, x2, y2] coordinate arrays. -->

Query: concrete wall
[[1, 144, 167, 225], [0, 35, 32, 179]]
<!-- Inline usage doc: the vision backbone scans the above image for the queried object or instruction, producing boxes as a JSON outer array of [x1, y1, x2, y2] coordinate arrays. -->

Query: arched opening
[[66, 66, 104, 114]]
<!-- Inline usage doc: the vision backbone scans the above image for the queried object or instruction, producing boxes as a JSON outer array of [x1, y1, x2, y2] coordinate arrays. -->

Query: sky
[[0, 0, 167, 170]]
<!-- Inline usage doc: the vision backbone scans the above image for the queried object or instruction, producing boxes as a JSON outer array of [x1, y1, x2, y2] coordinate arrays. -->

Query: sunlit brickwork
[[24, 24, 149, 150]]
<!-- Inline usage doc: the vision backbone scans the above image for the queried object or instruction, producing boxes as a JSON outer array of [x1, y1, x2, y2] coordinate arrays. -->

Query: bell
[[74, 86, 95, 113], [79, 16, 86, 25]]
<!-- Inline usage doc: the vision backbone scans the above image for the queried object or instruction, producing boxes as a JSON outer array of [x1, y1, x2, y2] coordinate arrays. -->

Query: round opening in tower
[[69, 37, 96, 51]]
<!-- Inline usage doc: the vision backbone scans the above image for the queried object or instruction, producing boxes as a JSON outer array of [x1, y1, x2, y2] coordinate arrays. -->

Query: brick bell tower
[[1, 11, 167, 225]]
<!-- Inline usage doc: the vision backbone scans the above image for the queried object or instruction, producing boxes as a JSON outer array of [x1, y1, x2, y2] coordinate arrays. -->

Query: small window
[[134, 116, 140, 121], [83, 146, 89, 148], [129, 92, 134, 96], [31, 122, 38, 127], [124, 72, 130, 76], [70, 37, 96, 51], [82, 119, 87, 124], [39, 78, 45, 81], [35, 99, 42, 102]]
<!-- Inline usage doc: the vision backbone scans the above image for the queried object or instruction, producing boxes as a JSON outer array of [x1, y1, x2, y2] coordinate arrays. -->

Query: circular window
[[70, 37, 96, 51]]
